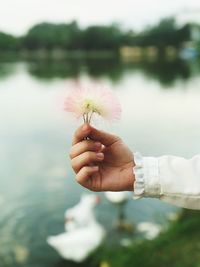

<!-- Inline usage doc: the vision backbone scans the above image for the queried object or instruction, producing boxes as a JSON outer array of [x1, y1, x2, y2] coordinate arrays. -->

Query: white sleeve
[[133, 152, 200, 210]]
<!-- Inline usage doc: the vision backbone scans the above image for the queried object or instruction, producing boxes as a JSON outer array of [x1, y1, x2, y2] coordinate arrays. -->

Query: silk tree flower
[[64, 82, 121, 124]]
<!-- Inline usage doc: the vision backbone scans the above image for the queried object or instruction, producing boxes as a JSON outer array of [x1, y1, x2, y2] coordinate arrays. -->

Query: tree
[[82, 25, 123, 50], [23, 21, 81, 50], [0, 32, 19, 51]]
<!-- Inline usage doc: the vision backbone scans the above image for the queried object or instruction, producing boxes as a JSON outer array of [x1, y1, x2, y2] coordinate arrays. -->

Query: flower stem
[[83, 113, 90, 140], [83, 113, 86, 123], [86, 113, 89, 124], [88, 111, 93, 124]]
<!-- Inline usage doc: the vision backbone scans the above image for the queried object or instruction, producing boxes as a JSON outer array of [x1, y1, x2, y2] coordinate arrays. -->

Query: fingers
[[72, 124, 91, 145], [72, 123, 120, 146], [71, 151, 104, 173], [76, 166, 99, 187], [88, 126, 120, 146], [70, 140, 102, 159]]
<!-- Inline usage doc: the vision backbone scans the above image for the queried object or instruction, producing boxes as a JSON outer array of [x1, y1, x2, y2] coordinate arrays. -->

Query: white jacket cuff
[[132, 151, 200, 210], [133, 152, 161, 199]]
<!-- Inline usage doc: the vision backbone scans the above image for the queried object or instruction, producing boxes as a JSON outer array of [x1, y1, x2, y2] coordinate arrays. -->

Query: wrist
[[125, 160, 135, 191]]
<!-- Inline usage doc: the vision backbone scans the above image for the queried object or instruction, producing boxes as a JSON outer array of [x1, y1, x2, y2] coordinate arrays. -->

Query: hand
[[69, 124, 135, 192]]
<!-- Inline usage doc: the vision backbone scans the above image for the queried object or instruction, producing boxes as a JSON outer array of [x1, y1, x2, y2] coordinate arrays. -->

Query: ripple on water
[[0, 191, 68, 266]]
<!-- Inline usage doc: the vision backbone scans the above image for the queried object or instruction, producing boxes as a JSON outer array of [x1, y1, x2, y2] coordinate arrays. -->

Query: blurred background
[[1, 0, 200, 266]]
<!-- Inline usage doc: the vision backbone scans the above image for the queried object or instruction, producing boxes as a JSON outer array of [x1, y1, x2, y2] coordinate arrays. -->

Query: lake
[[0, 57, 200, 267]]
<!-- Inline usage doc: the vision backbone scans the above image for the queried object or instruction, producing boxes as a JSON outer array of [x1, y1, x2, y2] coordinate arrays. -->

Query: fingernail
[[96, 153, 104, 159], [92, 166, 99, 171], [82, 124, 88, 131], [94, 142, 101, 148], [82, 124, 90, 132]]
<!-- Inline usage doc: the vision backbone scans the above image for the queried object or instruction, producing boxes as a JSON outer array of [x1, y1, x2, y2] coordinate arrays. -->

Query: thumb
[[88, 125, 120, 146]]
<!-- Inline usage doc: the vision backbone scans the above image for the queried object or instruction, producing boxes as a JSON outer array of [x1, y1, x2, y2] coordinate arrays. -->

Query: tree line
[[0, 18, 195, 52]]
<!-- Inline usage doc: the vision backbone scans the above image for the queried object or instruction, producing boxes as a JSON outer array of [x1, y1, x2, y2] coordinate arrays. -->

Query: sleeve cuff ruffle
[[133, 152, 145, 199], [133, 152, 161, 199]]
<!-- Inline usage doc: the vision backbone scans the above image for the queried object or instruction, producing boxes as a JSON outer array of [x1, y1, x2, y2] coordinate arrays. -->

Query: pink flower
[[64, 81, 121, 124]]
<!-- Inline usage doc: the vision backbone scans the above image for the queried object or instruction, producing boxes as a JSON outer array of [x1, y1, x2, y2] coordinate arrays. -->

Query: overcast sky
[[0, 0, 200, 36]]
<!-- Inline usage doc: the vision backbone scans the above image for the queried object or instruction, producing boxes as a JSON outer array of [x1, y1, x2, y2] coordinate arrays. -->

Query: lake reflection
[[0, 58, 200, 267]]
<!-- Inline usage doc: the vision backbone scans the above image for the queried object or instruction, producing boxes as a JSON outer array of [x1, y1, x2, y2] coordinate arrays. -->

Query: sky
[[0, 0, 200, 36]]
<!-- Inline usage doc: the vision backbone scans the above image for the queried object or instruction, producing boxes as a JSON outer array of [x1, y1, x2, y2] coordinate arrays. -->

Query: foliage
[[0, 32, 20, 51], [22, 21, 81, 50], [94, 209, 200, 267], [22, 22, 124, 51], [130, 18, 191, 48], [81, 24, 123, 50], [0, 17, 197, 52]]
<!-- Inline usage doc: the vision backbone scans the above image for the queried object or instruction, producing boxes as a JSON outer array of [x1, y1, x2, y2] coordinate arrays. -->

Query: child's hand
[[69, 124, 135, 192]]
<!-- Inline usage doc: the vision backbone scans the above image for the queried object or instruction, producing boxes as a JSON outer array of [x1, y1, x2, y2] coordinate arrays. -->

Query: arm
[[133, 152, 200, 210], [70, 124, 200, 210]]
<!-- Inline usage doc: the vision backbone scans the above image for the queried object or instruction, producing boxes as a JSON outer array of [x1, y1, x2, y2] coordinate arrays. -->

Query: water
[[1, 58, 200, 266]]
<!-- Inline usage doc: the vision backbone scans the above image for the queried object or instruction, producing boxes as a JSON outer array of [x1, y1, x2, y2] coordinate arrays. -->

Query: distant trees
[[0, 18, 197, 53], [22, 22, 123, 51], [129, 18, 191, 48], [82, 25, 123, 50], [23, 21, 81, 50], [0, 32, 20, 51]]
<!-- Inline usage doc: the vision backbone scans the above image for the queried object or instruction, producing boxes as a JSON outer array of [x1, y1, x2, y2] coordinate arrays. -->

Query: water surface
[[1, 58, 200, 266]]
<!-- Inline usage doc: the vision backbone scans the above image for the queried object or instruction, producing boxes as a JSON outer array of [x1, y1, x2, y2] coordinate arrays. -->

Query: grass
[[91, 209, 200, 267]]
